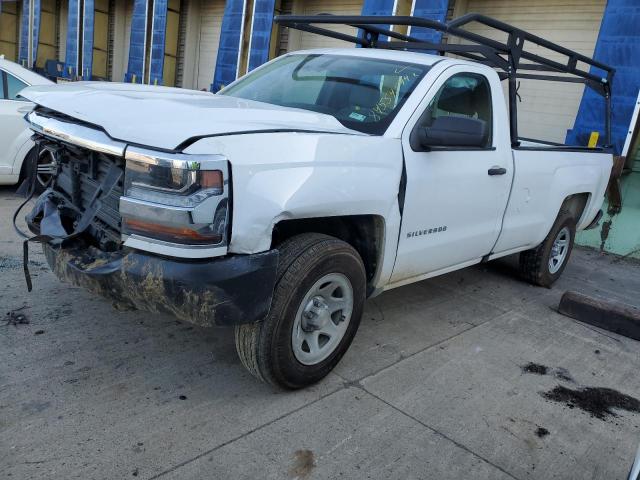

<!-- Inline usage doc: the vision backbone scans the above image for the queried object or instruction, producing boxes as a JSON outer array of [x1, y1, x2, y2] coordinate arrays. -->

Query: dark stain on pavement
[[4, 306, 30, 326], [542, 385, 640, 420], [522, 362, 548, 375], [535, 427, 550, 438], [521, 363, 575, 383], [553, 367, 575, 383], [289, 449, 315, 479]]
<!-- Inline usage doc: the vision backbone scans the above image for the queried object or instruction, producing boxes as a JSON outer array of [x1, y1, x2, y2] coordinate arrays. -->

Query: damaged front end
[[19, 108, 278, 327]]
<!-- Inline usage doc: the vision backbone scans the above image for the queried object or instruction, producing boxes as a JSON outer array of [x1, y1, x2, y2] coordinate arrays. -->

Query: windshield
[[220, 54, 429, 135]]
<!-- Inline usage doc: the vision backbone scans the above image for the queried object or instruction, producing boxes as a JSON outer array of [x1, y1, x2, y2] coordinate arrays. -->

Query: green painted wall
[[577, 170, 640, 259]]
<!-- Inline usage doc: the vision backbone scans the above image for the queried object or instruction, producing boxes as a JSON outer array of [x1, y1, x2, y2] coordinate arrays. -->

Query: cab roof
[[282, 48, 446, 67]]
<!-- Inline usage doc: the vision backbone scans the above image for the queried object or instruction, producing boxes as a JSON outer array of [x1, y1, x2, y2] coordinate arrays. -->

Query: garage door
[[297, 0, 363, 51], [161, 0, 182, 87], [93, 0, 111, 79], [196, 0, 225, 90], [36, 0, 59, 69], [459, 0, 606, 144], [0, 1, 20, 61]]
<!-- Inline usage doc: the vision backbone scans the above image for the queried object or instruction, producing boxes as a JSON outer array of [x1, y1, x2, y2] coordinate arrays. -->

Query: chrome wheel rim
[[36, 149, 57, 188], [549, 226, 570, 274], [291, 273, 353, 366]]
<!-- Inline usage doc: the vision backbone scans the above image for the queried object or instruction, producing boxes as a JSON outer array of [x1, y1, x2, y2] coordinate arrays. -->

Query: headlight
[[124, 157, 223, 207], [119, 147, 230, 253]]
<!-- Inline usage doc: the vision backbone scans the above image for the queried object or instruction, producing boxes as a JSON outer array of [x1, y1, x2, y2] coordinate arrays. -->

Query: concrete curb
[[558, 291, 640, 341]]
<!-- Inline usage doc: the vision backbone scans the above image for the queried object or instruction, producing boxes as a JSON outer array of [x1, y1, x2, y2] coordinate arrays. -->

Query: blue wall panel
[[360, 0, 394, 43], [81, 0, 94, 78], [18, 0, 30, 66], [32, 0, 40, 65], [18, 0, 40, 67], [212, 0, 245, 91], [149, 0, 168, 85], [125, 0, 148, 83], [410, 0, 448, 45], [64, 0, 80, 77], [247, 0, 276, 72], [566, 0, 640, 155]]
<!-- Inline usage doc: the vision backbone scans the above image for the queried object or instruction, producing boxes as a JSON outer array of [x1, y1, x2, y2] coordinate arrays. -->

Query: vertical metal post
[[505, 31, 524, 148], [604, 84, 612, 148], [508, 73, 518, 146]]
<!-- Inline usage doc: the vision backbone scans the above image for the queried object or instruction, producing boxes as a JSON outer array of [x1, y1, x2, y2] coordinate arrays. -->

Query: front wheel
[[235, 233, 366, 389], [520, 209, 576, 287]]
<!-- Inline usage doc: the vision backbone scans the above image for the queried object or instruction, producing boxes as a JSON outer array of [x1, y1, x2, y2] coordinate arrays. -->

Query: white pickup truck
[[18, 15, 613, 388]]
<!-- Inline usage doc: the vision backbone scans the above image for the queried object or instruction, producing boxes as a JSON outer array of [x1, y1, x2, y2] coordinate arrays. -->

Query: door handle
[[488, 167, 507, 176]]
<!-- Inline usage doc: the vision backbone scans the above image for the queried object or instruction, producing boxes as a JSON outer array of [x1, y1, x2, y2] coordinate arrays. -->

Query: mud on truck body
[[15, 14, 614, 388]]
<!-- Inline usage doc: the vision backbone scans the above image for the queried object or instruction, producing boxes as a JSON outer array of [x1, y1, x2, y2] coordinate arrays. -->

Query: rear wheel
[[520, 209, 576, 287], [235, 233, 366, 389]]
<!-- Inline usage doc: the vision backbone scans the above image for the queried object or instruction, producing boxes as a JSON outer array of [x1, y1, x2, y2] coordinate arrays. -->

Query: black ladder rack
[[274, 13, 614, 148]]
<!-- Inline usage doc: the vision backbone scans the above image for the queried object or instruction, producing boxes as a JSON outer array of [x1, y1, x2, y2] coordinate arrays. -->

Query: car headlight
[[120, 146, 230, 252], [124, 156, 223, 207]]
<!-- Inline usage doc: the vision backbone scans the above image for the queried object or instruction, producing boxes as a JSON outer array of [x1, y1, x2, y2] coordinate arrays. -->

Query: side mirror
[[419, 116, 487, 149]]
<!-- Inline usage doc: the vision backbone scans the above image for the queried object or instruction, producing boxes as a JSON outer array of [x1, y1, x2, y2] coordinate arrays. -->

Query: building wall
[[0, 1, 22, 62], [578, 170, 640, 259]]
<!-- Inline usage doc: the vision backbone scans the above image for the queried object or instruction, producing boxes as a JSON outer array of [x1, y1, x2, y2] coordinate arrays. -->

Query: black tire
[[235, 233, 366, 389], [519, 209, 576, 287]]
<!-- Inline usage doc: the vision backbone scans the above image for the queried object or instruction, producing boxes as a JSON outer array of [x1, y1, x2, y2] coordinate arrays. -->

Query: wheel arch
[[558, 192, 591, 226], [271, 215, 386, 295]]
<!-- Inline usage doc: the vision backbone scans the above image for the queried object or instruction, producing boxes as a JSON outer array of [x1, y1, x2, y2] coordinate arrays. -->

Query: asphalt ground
[[2, 186, 640, 479]]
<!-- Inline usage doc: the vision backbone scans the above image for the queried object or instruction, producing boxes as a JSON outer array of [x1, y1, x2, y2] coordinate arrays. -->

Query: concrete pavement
[[1, 186, 639, 479]]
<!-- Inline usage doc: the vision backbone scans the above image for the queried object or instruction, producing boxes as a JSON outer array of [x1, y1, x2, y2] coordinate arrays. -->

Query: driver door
[[391, 66, 513, 284]]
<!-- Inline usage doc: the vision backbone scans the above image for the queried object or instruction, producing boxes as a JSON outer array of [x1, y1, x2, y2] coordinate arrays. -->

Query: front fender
[[184, 132, 404, 254]]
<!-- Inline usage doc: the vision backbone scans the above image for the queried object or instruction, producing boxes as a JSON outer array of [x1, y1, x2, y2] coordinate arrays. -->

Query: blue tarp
[[124, 0, 148, 83], [64, 0, 80, 77], [212, 0, 244, 91], [32, 0, 40, 65], [149, 0, 168, 85], [566, 0, 640, 155], [410, 0, 448, 45], [360, 0, 395, 42], [247, 0, 276, 72], [81, 0, 94, 79], [18, 0, 40, 67]]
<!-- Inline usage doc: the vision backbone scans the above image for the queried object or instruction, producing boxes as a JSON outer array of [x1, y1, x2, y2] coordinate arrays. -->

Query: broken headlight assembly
[[120, 147, 230, 257]]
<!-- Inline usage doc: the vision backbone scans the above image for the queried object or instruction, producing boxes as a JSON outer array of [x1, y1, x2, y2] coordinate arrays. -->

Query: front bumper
[[42, 243, 279, 327]]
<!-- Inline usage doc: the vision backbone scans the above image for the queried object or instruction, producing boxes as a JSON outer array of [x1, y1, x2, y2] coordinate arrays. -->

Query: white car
[[0, 57, 53, 187], [17, 15, 614, 389]]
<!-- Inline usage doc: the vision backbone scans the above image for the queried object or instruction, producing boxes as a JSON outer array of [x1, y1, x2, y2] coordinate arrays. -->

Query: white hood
[[20, 82, 362, 150]]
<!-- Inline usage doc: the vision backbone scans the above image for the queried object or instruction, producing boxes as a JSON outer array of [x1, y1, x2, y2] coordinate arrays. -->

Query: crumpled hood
[[20, 82, 362, 150]]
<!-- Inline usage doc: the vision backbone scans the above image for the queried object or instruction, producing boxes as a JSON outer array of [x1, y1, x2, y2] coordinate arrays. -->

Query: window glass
[[221, 54, 429, 135], [424, 73, 493, 147], [0, 72, 5, 99], [6, 73, 28, 101]]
